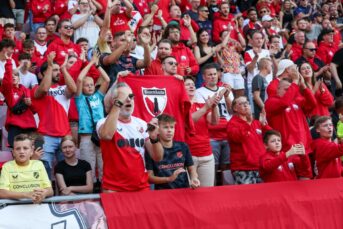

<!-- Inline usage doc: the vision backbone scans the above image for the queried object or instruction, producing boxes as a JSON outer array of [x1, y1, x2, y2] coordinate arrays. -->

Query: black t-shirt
[[332, 48, 343, 81], [0, 1, 15, 18], [55, 160, 91, 187], [14, 0, 26, 9], [145, 141, 194, 190], [100, 53, 139, 88]]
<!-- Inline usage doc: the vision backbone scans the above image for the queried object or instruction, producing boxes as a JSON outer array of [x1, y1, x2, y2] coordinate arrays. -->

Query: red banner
[[120, 76, 193, 141], [101, 178, 343, 229]]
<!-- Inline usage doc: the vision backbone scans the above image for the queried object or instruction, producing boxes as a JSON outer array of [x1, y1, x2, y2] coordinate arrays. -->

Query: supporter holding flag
[[145, 114, 200, 190], [55, 135, 93, 195], [160, 56, 184, 80]]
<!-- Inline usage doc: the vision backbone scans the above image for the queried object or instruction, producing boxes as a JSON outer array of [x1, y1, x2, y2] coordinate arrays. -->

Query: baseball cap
[[276, 59, 295, 76], [262, 15, 273, 22]]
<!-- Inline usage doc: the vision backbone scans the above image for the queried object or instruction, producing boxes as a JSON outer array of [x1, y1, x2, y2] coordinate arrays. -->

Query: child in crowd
[[312, 116, 343, 179], [145, 114, 200, 190], [259, 130, 308, 182], [75, 52, 110, 184], [0, 134, 53, 203]]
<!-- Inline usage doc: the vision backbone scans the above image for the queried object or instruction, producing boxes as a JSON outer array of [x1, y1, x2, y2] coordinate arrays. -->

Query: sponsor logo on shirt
[[177, 151, 183, 158], [117, 138, 145, 148], [33, 172, 40, 179]]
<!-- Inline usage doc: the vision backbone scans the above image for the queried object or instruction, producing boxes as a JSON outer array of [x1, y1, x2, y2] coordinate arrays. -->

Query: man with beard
[[97, 82, 164, 192], [45, 19, 82, 66], [164, 24, 199, 76], [243, 8, 262, 37], [30, 52, 77, 178], [144, 39, 172, 75]]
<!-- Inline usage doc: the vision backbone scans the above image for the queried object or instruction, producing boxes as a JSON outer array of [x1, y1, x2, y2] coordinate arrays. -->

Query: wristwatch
[[149, 137, 160, 144], [113, 99, 124, 108]]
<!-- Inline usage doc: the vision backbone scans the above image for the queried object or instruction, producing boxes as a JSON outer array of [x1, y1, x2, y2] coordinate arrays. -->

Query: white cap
[[276, 59, 295, 76], [262, 15, 273, 22]]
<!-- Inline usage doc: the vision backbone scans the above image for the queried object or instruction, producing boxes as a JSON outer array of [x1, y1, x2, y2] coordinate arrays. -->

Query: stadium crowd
[[0, 0, 343, 202]]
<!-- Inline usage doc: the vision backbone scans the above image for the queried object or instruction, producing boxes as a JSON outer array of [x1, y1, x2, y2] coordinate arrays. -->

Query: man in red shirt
[[165, 24, 199, 76], [2, 23, 23, 64], [45, 18, 60, 42], [265, 78, 315, 178], [312, 116, 343, 179], [97, 82, 164, 192], [30, 52, 77, 178], [317, 29, 339, 65], [290, 31, 305, 62], [31, 0, 53, 32], [109, 0, 133, 34], [212, 2, 235, 44], [144, 39, 172, 75], [243, 8, 262, 36]]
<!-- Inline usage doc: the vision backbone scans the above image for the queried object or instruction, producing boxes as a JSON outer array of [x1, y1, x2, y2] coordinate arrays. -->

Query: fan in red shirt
[[31, 0, 53, 32], [2, 23, 23, 64], [109, 0, 133, 35], [164, 24, 199, 76], [97, 82, 164, 192], [312, 116, 343, 179], [227, 96, 272, 184], [260, 130, 310, 183], [265, 77, 316, 179], [144, 39, 172, 75], [316, 29, 339, 65], [290, 31, 306, 62], [212, 2, 236, 44], [45, 19, 81, 66]]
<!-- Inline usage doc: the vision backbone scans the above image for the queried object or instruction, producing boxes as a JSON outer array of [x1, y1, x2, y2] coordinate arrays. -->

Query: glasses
[[165, 61, 178, 66], [201, 9, 209, 12], [128, 94, 135, 99], [63, 25, 74, 30], [260, 10, 267, 14], [80, 2, 89, 5], [305, 48, 317, 52], [169, 30, 180, 34]]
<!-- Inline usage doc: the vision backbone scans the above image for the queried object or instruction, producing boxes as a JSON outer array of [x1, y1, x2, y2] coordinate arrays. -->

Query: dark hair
[[14, 134, 32, 143], [45, 17, 57, 25], [157, 39, 172, 47], [163, 24, 180, 39], [161, 55, 176, 63], [184, 75, 196, 83], [36, 26, 46, 33], [263, 130, 281, 144], [40, 60, 57, 75], [157, 113, 176, 124], [0, 39, 16, 51], [23, 40, 34, 49], [269, 34, 280, 41], [298, 62, 315, 85], [334, 97, 343, 110], [19, 53, 31, 61], [201, 63, 218, 74], [196, 28, 210, 46], [314, 116, 331, 129], [114, 31, 126, 39], [219, 1, 230, 9], [247, 7, 257, 14], [137, 26, 150, 34], [76, 37, 89, 44], [4, 23, 15, 30], [57, 19, 72, 30]]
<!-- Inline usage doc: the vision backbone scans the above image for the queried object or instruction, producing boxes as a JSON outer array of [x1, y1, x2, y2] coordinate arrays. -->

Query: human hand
[[183, 14, 191, 27], [24, 97, 32, 106], [32, 147, 43, 160], [60, 187, 72, 195], [174, 74, 184, 80], [259, 108, 267, 126], [140, 33, 151, 45], [185, 67, 192, 75], [168, 168, 186, 182], [117, 70, 131, 78], [151, 4, 159, 14], [47, 52, 56, 66], [61, 54, 69, 69], [190, 177, 200, 189], [91, 50, 100, 65], [147, 118, 159, 140]]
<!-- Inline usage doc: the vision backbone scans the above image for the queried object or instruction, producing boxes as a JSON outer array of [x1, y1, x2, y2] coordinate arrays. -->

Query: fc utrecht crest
[[142, 87, 167, 117]]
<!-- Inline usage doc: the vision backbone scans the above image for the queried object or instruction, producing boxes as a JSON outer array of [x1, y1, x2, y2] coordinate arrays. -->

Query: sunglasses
[[63, 25, 74, 30], [260, 10, 267, 14], [201, 9, 209, 12], [165, 61, 178, 66], [128, 94, 135, 99], [305, 48, 317, 52], [80, 2, 89, 5]]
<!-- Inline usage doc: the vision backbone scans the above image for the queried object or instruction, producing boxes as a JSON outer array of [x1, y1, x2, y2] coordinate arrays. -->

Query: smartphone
[[34, 138, 44, 149]]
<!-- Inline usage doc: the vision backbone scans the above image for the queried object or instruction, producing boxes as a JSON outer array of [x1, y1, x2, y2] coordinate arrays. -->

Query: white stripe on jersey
[[48, 85, 71, 114]]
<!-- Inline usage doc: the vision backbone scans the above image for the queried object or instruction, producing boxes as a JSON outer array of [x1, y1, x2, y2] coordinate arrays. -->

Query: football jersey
[[96, 116, 149, 191]]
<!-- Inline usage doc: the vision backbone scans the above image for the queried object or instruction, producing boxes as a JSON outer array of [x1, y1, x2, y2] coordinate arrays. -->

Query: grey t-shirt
[[252, 74, 267, 119]]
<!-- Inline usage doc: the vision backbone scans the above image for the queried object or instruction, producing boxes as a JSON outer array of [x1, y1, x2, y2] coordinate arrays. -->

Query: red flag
[[120, 76, 194, 141]]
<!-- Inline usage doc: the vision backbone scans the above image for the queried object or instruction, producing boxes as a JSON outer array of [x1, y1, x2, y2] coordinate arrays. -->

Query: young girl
[[259, 130, 308, 182], [55, 135, 93, 195]]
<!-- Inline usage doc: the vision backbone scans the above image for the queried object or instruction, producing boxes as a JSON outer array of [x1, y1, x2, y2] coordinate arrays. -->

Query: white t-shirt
[[19, 70, 38, 89], [71, 14, 100, 48], [0, 59, 16, 80]]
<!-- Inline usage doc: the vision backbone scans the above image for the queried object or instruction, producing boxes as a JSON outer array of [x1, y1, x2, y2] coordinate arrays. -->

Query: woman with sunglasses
[[55, 135, 93, 195], [1, 52, 36, 148], [298, 62, 334, 118]]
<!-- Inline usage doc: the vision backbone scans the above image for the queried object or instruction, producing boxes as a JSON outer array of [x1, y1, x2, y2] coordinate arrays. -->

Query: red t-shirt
[[30, 84, 71, 137], [110, 11, 131, 34], [45, 38, 81, 66], [97, 117, 149, 192], [185, 103, 212, 157], [144, 59, 163, 75]]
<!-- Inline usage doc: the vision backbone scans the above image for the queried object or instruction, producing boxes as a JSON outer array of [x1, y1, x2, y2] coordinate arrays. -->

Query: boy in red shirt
[[312, 116, 343, 179], [259, 130, 308, 183]]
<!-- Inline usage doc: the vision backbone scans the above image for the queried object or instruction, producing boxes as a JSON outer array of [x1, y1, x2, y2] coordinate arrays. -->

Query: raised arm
[[136, 33, 152, 69], [34, 52, 55, 99], [60, 56, 77, 98], [76, 56, 98, 96]]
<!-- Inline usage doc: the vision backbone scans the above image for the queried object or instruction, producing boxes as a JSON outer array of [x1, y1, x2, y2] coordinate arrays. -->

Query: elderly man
[[97, 82, 164, 192], [227, 96, 271, 184]]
